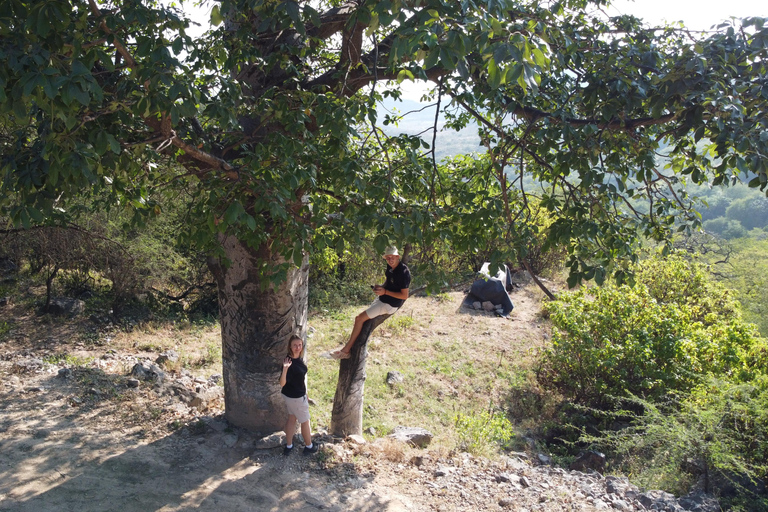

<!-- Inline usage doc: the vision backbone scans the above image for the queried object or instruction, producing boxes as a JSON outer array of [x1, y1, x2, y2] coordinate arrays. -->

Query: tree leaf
[[107, 134, 121, 154], [396, 69, 414, 83], [210, 5, 223, 26]]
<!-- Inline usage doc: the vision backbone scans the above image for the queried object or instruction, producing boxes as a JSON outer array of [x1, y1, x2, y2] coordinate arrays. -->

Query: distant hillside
[[377, 98, 482, 160]]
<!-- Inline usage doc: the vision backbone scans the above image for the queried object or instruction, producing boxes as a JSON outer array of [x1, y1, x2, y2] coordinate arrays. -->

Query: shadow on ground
[[0, 371, 407, 512]]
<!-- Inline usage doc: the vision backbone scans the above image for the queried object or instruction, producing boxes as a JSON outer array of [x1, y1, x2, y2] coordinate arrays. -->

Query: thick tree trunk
[[330, 313, 392, 436], [208, 235, 309, 433]]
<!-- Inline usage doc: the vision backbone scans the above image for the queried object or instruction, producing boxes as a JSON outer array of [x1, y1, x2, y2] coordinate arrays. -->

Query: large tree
[[1, 0, 766, 431]]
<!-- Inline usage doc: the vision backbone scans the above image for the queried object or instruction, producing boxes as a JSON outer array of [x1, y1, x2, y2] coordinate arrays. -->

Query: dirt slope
[[0, 286, 680, 512]]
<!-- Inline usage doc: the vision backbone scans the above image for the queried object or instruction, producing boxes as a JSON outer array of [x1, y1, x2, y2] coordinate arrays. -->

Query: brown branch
[[500, 98, 677, 130], [149, 283, 215, 302], [0, 224, 131, 254], [339, 20, 364, 68], [520, 259, 556, 300], [171, 135, 239, 180], [308, 2, 358, 40], [87, 0, 137, 68], [87, 0, 237, 179], [63, 38, 109, 51], [429, 82, 442, 206]]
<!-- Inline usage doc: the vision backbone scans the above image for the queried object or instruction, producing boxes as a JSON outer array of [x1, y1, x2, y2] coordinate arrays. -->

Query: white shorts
[[283, 394, 310, 423], [365, 298, 399, 319]]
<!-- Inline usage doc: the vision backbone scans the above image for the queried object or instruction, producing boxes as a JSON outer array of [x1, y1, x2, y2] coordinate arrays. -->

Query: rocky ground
[[0, 289, 721, 512]]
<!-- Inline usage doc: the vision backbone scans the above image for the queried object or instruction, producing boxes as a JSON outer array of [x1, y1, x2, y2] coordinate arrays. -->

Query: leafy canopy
[[1, 0, 767, 286]]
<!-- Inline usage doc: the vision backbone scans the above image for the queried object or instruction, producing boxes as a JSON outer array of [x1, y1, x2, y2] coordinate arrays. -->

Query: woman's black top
[[281, 357, 307, 398]]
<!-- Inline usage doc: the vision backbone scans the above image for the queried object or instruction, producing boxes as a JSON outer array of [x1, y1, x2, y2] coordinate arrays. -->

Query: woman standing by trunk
[[279, 335, 318, 455]]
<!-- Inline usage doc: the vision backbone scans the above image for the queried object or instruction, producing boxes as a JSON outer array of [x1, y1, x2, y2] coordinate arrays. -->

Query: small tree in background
[[726, 195, 768, 231]]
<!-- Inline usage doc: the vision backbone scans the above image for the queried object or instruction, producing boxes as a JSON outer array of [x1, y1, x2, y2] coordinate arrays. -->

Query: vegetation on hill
[[534, 254, 768, 510]]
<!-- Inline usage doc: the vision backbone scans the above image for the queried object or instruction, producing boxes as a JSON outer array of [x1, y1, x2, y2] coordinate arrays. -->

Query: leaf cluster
[[2, 0, 767, 293]]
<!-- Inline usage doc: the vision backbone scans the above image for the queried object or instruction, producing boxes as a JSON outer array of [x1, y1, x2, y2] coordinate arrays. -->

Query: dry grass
[[354, 437, 408, 463], [308, 288, 552, 451]]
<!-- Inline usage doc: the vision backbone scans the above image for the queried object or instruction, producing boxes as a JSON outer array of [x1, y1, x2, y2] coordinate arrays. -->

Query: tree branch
[[87, 0, 238, 180]]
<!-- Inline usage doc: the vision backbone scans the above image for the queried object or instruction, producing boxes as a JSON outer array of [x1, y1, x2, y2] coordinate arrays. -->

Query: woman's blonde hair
[[286, 334, 305, 359]]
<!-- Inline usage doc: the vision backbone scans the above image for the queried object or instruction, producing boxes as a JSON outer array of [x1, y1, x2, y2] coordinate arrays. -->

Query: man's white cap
[[383, 246, 399, 257]]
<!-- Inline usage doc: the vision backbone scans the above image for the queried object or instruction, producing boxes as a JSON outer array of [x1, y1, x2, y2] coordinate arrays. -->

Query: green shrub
[[455, 409, 514, 456], [387, 314, 415, 335], [537, 255, 766, 407], [587, 377, 768, 509], [43, 353, 94, 367]]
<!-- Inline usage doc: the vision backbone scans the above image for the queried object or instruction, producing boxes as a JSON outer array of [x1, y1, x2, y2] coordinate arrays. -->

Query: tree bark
[[43, 264, 59, 313], [330, 313, 392, 436], [208, 235, 309, 433]]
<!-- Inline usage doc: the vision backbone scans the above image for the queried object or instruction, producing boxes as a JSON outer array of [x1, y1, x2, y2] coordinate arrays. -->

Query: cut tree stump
[[330, 313, 392, 437]]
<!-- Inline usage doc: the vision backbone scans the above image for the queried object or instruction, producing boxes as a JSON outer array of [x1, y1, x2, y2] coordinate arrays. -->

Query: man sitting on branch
[[331, 246, 411, 360]]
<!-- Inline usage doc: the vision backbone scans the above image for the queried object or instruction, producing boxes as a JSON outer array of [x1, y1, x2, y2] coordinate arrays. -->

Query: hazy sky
[[608, 0, 765, 30]]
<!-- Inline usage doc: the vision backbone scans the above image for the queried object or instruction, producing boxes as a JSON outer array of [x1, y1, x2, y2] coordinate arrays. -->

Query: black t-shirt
[[380, 261, 411, 308], [281, 357, 307, 398]]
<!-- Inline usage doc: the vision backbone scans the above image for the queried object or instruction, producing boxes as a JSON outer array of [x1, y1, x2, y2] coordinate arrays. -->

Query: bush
[[455, 409, 514, 456], [1, 200, 216, 318], [536, 255, 766, 407], [587, 377, 768, 510]]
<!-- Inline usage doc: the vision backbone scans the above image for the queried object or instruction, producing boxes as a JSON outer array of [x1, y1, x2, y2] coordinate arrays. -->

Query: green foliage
[[726, 195, 768, 231], [43, 353, 94, 367], [1, 0, 767, 295], [308, 243, 382, 312], [0, 193, 216, 318], [537, 255, 766, 406], [455, 409, 514, 456], [723, 237, 768, 337], [387, 314, 415, 336], [431, 292, 451, 303], [193, 341, 222, 369], [703, 217, 748, 239], [585, 378, 768, 509], [634, 254, 741, 325], [698, 191, 731, 221], [671, 231, 768, 338]]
